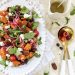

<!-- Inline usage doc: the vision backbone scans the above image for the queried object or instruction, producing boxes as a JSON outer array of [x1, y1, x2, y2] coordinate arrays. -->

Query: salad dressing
[[50, 2, 64, 13]]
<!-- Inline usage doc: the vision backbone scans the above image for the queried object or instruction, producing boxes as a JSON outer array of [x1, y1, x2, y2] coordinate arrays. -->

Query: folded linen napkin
[[28, 30, 55, 75]]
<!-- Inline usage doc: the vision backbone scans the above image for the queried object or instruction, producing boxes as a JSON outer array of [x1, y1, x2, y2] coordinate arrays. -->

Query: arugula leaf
[[15, 38, 19, 46], [0, 30, 5, 37], [0, 30, 5, 34], [70, 7, 75, 15], [44, 72, 49, 75], [22, 25, 26, 29], [15, 51, 22, 56], [0, 22, 3, 26], [0, 59, 6, 66], [8, 47, 18, 54], [32, 22, 39, 30], [24, 32, 35, 40], [32, 11, 40, 18], [8, 6, 16, 13], [65, 17, 70, 24], [37, 37, 42, 45], [9, 33, 14, 37], [20, 6, 29, 14], [34, 52, 41, 58], [9, 29, 22, 37], [13, 30, 22, 35]]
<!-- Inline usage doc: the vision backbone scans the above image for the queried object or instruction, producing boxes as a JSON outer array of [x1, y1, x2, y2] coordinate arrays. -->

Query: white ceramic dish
[[0, 0, 46, 75], [48, 0, 72, 17]]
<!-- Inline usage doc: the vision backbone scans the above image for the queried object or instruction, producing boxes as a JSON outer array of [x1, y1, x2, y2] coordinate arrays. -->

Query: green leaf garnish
[[52, 22, 60, 26], [54, 22, 60, 26], [74, 51, 75, 56], [44, 72, 49, 75], [20, 6, 29, 14], [34, 52, 41, 58], [24, 32, 35, 40], [70, 7, 75, 15], [32, 11, 40, 18], [32, 22, 39, 30], [65, 17, 70, 24], [37, 37, 42, 45], [8, 47, 18, 54]]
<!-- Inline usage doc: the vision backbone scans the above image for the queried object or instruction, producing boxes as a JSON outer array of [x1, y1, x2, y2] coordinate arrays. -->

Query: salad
[[0, 5, 42, 67]]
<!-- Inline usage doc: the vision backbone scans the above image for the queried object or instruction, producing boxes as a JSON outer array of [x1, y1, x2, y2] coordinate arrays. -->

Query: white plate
[[0, 0, 46, 75]]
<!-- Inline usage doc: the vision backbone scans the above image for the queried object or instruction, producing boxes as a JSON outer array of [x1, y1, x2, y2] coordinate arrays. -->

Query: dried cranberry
[[26, 18, 34, 22], [27, 22, 33, 28], [56, 43, 60, 47], [9, 16, 14, 22], [0, 37, 5, 41], [59, 47, 63, 50], [51, 63, 57, 70], [4, 41, 12, 47], [34, 29, 39, 37]]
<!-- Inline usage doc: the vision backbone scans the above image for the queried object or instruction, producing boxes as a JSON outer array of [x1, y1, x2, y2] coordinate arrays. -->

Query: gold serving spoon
[[58, 26, 74, 75], [58, 26, 73, 59]]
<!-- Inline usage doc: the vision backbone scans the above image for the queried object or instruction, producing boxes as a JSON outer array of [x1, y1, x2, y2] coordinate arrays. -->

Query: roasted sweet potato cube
[[24, 43, 32, 51]]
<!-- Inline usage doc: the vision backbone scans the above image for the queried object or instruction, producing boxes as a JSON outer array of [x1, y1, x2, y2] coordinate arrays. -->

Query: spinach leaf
[[32, 22, 39, 30]]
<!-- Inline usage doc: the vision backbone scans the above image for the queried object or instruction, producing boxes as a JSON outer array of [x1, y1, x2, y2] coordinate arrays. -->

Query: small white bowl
[[48, 0, 72, 17]]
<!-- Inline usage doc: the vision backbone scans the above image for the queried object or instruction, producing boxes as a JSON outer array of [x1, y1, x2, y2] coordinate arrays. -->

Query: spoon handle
[[60, 60, 66, 75], [63, 41, 70, 60], [68, 59, 75, 75], [57, 0, 65, 7]]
